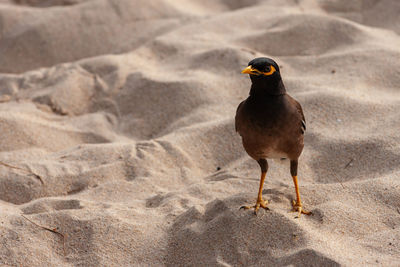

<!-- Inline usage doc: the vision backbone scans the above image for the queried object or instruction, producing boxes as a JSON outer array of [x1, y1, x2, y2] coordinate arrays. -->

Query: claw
[[240, 199, 269, 215], [292, 200, 312, 218]]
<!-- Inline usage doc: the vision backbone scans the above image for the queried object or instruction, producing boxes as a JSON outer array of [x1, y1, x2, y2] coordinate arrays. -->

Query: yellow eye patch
[[241, 65, 276, 76]]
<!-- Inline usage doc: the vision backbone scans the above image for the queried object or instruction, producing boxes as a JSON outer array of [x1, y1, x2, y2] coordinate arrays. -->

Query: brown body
[[235, 94, 305, 161]]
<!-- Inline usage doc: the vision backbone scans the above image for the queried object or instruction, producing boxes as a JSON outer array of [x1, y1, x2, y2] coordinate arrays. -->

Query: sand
[[0, 0, 399, 266]]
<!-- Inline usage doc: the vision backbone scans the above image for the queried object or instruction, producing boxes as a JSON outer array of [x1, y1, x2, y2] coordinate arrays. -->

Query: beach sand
[[0, 0, 400, 265]]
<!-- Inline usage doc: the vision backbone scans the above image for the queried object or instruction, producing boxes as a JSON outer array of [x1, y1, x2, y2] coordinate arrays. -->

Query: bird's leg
[[292, 175, 311, 217], [240, 172, 269, 214], [240, 159, 269, 215], [290, 160, 311, 218]]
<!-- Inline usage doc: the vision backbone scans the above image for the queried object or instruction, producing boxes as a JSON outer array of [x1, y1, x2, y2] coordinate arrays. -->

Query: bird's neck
[[249, 77, 286, 97]]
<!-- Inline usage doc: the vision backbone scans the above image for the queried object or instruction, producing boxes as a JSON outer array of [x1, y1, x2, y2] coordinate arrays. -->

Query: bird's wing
[[235, 100, 245, 133], [288, 96, 306, 134], [295, 100, 306, 134]]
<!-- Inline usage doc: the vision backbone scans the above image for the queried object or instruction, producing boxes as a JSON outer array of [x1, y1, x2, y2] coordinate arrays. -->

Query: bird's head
[[241, 57, 280, 79], [242, 57, 285, 95]]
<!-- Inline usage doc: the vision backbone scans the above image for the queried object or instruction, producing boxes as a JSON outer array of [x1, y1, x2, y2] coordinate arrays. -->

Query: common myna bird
[[236, 57, 311, 217]]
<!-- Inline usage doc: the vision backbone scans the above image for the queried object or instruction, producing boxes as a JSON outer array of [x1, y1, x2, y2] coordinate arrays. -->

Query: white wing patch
[[301, 120, 306, 134]]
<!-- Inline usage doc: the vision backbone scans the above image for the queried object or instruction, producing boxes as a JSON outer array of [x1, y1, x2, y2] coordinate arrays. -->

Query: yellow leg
[[240, 172, 269, 214], [291, 175, 311, 217]]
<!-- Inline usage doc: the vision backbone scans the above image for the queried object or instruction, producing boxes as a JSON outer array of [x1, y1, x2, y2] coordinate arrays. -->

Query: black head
[[242, 57, 285, 95], [242, 57, 280, 77]]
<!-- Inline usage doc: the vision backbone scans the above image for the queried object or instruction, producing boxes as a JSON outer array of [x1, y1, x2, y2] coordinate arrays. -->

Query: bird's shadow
[[164, 197, 340, 266]]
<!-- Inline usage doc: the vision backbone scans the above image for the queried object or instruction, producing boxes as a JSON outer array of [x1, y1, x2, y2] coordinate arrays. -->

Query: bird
[[235, 57, 311, 217]]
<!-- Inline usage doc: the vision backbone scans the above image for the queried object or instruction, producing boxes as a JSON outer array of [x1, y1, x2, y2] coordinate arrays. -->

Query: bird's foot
[[292, 200, 311, 218], [240, 198, 269, 215]]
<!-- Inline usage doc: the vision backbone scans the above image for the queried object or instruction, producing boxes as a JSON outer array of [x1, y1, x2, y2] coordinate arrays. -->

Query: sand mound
[[166, 197, 340, 266], [0, 0, 187, 73], [1, 0, 400, 266]]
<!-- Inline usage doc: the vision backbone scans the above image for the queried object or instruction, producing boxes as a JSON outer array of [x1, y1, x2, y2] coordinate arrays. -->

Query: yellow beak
[[241, 65, 256, 74], [241, 65, 276, 76]]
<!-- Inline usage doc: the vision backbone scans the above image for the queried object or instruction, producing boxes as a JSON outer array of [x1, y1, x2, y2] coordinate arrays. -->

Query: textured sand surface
[[1, 0, 400, 266]]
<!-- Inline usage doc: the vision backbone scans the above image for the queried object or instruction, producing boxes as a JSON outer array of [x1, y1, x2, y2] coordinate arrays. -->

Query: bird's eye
[[265, 66, 271, 72]]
